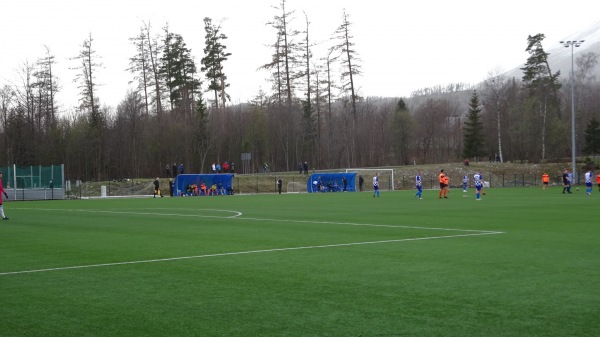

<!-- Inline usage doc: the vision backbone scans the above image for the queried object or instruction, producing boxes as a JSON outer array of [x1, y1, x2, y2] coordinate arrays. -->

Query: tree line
[[1, 1, 599, 182]]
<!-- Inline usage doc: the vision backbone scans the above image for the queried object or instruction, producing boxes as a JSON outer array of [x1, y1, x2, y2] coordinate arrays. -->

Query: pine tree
[[521, 33, 561, 161], [159, 29, 200, 115], [392, 99, 413, 164], [463, 91, 485, 161], [201, 17, 231, 110], [583, 118, 600, 156]]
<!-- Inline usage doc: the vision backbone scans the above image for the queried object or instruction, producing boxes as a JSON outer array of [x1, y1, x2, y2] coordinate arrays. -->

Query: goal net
[[287, 181, 307, 193], [345, 168, 394, 191]]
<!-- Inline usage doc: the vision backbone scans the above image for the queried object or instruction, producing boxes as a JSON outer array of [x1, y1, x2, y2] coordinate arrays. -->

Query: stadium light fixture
[[560, 40, 584, 183]]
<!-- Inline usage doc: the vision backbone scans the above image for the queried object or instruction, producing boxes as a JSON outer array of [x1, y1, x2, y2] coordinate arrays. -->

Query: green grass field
[[1, 187, 599, 337]]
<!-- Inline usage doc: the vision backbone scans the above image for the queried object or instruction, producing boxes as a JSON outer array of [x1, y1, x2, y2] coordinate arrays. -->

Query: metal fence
[[394, 173, 567, 190], [1, 165, 64, 201]]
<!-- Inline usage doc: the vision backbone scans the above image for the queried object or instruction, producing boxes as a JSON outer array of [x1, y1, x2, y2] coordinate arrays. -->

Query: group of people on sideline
[[180, 182, 233, 196]]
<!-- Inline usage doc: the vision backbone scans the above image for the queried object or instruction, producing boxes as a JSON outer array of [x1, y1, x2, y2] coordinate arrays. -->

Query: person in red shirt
[[0, 171, 9, 220], [596, 173, 600, 192]]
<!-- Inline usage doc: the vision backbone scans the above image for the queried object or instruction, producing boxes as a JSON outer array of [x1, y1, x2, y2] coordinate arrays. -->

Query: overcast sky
[[1, 0, 599, 111]]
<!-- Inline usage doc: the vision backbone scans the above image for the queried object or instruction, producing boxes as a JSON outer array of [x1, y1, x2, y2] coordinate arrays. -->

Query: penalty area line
[[0, 231, 502, 277]]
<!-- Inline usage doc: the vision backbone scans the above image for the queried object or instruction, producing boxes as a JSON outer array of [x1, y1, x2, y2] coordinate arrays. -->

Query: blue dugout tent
[[307, 173, 356, 193], [173, 174, 233, 196]]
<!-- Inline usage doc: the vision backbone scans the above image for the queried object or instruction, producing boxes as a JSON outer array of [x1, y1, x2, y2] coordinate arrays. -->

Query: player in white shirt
[[585, 170, 593, 196], [474, 172, 483, 200], [373, 174, 380, 198], [415, 173, 423, 199]]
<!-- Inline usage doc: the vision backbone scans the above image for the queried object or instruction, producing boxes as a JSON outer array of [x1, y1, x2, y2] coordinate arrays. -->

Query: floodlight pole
[[560, 40, 584, 184]]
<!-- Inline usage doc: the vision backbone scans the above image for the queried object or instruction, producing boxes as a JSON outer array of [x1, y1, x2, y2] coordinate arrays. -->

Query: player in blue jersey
[[474, 172, 483, 200], [415, 172, 423, 199], [584, 170, 593, 196], [562, 169, 572, 194], [462, 174, 468, 192], [373, 173, 380, 198]]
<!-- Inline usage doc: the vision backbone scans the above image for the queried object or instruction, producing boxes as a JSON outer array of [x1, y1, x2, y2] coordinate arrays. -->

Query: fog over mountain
[[504, 21, 600, 81]]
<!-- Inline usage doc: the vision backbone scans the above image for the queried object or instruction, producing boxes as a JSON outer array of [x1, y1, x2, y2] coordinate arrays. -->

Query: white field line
[[0, 231, 501, 277], [2, 207, 504, 277], [14, 207, 503, 234], [15, 207, 243, 219]]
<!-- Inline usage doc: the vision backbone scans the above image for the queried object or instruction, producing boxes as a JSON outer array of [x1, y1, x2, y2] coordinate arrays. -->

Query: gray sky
[[1, 0, 599, 110]]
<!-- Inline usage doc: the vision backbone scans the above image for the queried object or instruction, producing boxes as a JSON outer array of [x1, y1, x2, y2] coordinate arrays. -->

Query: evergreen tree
[[159, 28, 200, 114], [201, 17, 231, 110], [463, 91, 485, 161], [521, 33, 561, 161], [392, 99, 413, 164], [583, 118, 600, 156]]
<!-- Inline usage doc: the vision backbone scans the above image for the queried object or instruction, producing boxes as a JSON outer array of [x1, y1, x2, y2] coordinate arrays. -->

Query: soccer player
[[373, 173, 380, 198], [438, 170, 448, 199], [597, 172, 600, 192], [462, 174, 468, 192], [474, 172, 483, 200], [542, 173, 549, 190], [562, 169, 572, 194], [0, 171, 9, 220], [415, 172, 423, 199], [584, 170, 593, 196], [443, 174, 450, 197]]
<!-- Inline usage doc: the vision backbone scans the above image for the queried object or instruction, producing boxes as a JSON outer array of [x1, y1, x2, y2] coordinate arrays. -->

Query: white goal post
[[286, 181, 307, 193], [345, 168, 395, 191]]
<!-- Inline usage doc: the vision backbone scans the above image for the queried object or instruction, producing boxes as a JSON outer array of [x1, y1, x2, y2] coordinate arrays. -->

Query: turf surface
[[1, 187, 598, 336]]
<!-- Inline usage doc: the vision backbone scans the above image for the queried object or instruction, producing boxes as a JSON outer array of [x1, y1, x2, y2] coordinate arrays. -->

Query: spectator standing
[[168, 178, 174, 197], [359, 175, 364, 192], [277, 177, 283, 194], [298, 163, 303, 174], [223, 162, 229, 173], [166, 164, 171, 178], [179, 163, 184, 175], [153, 177, 163, 198], [303, 161, 308, 175], [173, 163, 178, 178]]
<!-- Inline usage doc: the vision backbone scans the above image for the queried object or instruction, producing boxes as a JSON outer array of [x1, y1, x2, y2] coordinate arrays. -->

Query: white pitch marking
[[14, 207, 502, 234], [0, 231, 501, 277], [15, 207, 243, 219]]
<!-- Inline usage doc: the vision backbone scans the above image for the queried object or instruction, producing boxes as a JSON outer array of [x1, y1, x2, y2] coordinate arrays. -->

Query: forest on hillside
[[1, 0, 599, 182]]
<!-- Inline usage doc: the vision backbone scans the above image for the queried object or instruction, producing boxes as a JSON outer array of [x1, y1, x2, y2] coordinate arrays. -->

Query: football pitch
[[1, 187, 598, 336]]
